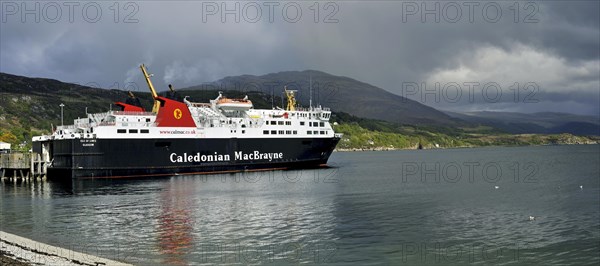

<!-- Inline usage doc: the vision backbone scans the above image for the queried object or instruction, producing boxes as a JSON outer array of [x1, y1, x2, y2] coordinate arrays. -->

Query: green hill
[[331, 113, 599, 151], [446, 111, 600, 136]]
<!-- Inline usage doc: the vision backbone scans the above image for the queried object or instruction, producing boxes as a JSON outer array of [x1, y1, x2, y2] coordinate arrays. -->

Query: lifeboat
[[215, 93, 253, 111]]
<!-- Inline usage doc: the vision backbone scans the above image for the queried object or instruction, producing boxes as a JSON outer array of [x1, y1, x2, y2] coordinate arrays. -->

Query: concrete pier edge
[[0, 231, 132, 266]]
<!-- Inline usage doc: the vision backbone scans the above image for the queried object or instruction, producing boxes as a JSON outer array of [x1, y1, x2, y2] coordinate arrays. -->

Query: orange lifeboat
[[215, 94, 253, 111]]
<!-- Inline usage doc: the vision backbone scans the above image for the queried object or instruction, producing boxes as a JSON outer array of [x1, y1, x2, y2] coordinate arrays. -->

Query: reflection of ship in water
[[13, 178, 194, 265], [157, 180, 194, 265], [2, 171, 342, 264]]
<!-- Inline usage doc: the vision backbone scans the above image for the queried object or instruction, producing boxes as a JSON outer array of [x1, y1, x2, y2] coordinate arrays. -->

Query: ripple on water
[[1, 145, 598, 265]]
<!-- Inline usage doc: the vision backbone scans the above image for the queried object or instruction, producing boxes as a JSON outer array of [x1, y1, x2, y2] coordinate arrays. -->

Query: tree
[[0, 132, 18, 144]]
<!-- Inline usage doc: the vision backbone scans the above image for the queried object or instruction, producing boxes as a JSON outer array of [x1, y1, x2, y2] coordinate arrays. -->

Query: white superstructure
[[33, 93, 340, 141]]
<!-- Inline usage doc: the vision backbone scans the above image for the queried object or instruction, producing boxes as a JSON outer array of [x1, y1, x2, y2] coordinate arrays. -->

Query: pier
[[0, 153, 49, 182]]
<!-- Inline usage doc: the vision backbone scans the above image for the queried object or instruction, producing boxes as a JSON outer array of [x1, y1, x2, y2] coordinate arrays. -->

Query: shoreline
[[334, 142, 600, 152], [0, 231, 131, 266]]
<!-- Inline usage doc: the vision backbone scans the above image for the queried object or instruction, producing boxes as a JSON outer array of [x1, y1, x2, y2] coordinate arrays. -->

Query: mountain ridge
[[184, 69, 463, 126], [446, 111, 600, 135]]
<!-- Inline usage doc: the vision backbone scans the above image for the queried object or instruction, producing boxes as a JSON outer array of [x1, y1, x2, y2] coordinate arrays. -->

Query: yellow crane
[[140, 64, 161, 113], [284, 86, 297, 111]]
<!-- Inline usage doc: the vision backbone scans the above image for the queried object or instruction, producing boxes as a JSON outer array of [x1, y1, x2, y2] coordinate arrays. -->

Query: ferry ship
[[32, 65, 342, 179]]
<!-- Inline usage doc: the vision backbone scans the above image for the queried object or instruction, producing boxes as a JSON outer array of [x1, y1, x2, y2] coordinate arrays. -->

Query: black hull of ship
[[35, 137, 340, 179]]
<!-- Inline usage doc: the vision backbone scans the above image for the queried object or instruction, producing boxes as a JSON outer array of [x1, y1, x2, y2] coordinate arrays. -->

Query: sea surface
[[1, 145, 599, 265]]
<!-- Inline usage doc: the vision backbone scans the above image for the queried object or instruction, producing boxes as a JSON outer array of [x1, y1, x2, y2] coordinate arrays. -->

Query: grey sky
[[1, 1, 598, 115]]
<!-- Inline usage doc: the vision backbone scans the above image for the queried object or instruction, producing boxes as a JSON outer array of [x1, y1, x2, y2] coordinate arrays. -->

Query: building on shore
[[0, 142, 11, 154]]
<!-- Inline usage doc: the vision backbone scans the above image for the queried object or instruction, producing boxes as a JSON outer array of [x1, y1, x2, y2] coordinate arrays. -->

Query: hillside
[[0, 73, 149, 148], [330, 112, 599, 150], [446, 111, 600, 136], [185, 70, 463, 126]]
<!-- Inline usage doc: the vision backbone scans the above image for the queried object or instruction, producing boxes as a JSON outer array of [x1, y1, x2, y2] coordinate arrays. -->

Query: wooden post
[[37, 154, 41, 178], [42, 161, 47, 180], [30, 154, 34, 179]]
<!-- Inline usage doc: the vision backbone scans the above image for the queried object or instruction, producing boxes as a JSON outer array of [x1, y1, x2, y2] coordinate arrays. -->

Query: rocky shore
[[1, 250, 29, 266], [0, 231, 131, 266]]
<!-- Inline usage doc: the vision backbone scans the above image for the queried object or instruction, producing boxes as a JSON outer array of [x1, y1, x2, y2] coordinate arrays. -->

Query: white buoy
[[580, 185, 583, 190], [529, 216, 535, 221], [494, 186, 499, 189]]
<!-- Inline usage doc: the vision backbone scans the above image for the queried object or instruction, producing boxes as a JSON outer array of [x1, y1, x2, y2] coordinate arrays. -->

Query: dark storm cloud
[[0, 1, 598, 115]]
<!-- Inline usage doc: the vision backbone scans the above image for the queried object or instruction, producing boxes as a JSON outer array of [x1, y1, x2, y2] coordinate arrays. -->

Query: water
[[1, 145, 599, 265]]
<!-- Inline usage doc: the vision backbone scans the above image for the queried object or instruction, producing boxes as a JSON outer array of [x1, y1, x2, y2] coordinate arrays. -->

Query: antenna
[[281, 87, 285, 108], [309, 75, 313, 109]]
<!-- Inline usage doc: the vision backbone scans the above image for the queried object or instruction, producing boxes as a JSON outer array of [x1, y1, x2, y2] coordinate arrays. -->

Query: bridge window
[[278, 121, 284, 125], [271, 130, 276, 134], [129, 129, 138, 133], [300, 122, 305, 126], [141, 129, 149, 133], [117, 129, 126, 134], [320, 122, 324, 127], [263, 130, 269, 134]]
